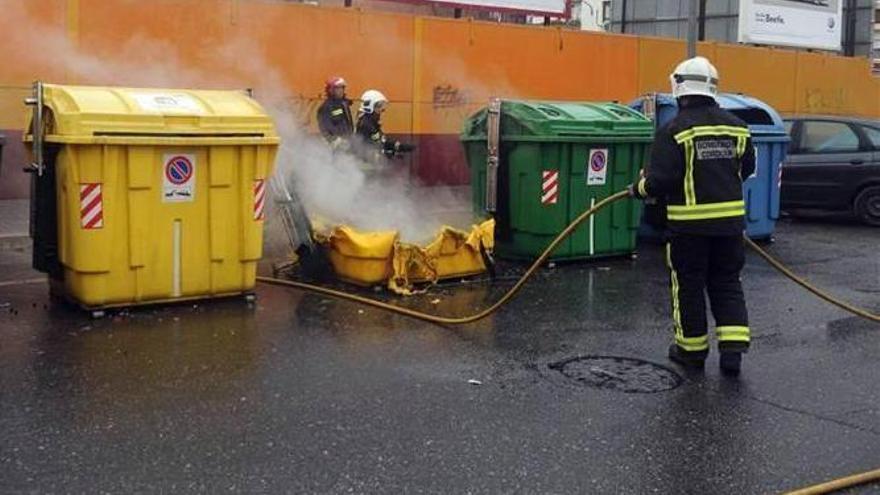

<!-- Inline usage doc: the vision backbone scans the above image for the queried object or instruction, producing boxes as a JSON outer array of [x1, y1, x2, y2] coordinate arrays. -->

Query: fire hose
[[257, 189, 880, 494], [258, 189, 879, 325], [744, 235, 880, 323], [258, 190, 630, 325]]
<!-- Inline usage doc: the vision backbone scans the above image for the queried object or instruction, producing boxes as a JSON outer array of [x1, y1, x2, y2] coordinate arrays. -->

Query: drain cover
[[549, 356, 682, 393]]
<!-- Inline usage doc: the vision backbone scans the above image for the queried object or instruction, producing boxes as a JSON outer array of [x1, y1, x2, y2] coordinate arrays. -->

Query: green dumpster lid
[[461, 100, 654, 143]]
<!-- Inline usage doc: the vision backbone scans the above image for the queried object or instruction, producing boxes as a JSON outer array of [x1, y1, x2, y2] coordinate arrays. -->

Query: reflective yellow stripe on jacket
[[668, 125, 749, 222], [666, 200, 745, 221], [682, 138, 696, 205], [673, 125, 750, 145], [637, 177, 648, 198]]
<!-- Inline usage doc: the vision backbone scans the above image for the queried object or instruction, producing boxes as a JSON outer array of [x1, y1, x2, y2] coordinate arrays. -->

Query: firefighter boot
[[668, 344, 706, 369], [719, 352, 742, 376]]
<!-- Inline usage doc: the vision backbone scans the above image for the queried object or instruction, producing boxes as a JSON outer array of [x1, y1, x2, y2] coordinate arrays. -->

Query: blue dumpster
[[630, 93, 789, 240]]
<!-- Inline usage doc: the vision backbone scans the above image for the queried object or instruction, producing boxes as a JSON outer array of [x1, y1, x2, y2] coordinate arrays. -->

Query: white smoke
[[3, 0, 474, 244]]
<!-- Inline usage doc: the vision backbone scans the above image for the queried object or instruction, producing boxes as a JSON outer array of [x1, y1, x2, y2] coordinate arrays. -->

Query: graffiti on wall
[[271, 85, 488, 135], [432, 84, 479, 128], [803, 88, 846, 114], [432, 84, 469, 108]]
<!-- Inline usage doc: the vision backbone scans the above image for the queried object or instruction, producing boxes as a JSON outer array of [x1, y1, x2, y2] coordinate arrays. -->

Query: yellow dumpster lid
[[33, 84, 279, 144]]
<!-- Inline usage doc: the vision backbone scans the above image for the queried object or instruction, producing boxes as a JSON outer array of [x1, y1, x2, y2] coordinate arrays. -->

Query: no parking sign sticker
[[163, 154, 196, 202], [587, 149, 608, 186]]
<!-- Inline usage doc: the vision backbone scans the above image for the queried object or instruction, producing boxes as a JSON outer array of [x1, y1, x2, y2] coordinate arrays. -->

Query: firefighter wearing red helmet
[[316, 76, 354, 150]]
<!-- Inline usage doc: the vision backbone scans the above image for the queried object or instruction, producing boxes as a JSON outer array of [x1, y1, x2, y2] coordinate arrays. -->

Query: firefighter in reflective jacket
[[629, 56, 755, 375], [355, 89, 414, 164], [316, 76, 354, 151]]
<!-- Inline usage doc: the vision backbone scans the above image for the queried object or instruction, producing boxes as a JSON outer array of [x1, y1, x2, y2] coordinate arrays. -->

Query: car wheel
[[854, 186, 880, 227]]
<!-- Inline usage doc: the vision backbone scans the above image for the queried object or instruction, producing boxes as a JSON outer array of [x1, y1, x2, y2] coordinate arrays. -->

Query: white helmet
[[670, 56, 719, 99], [359, 89, 388, 114]]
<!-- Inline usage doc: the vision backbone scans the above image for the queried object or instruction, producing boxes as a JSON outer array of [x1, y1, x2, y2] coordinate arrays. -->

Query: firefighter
[[354, 89, 414, 165], [316, 76, 354, 150], [628, 56, 755, 375]]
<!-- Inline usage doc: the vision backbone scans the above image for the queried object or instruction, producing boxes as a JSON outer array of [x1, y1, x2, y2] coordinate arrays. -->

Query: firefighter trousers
[[666, 234, 750, 356]]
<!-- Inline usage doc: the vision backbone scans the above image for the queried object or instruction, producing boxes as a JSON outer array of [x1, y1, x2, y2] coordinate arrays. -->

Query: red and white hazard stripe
[[80, 183, 103, 230], [253, 179, 266, 220], [541, 170, 559, 205]]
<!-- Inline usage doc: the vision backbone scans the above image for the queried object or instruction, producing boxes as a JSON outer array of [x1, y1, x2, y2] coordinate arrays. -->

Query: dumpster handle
[[23, 81, 45, 176], [640, 93, 658, 128], [485, 98, 501, 213]]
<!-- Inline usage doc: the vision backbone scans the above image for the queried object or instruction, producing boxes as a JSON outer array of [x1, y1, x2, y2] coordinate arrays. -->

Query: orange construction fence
[[0, 0, 878, 194]]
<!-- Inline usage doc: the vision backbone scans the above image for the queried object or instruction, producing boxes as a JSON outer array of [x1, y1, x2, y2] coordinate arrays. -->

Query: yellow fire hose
[[257, 189, 880, 494], [258, 189, 879, 326], [784, 469, 880, 495], [744, 236, 880, 323], [257, 190, 629, 325]]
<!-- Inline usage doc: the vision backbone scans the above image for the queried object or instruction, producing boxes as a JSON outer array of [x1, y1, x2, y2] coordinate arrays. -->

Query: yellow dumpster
[[24, 83, 279, 313]]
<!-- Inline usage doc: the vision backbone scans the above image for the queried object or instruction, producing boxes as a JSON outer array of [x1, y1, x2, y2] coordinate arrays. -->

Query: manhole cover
[[548, 356, 682, 393]]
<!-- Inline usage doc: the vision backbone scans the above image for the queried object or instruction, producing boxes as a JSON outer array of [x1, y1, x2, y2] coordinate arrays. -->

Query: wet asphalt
[[1, 216, 879, 494]]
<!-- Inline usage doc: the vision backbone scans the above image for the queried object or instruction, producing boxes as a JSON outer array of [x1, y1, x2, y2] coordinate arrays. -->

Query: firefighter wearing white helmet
[[355, 90, 414, 165], [358, 89, 387, 116], [629, 57, 756, 376], [669, 56, 719, 99]]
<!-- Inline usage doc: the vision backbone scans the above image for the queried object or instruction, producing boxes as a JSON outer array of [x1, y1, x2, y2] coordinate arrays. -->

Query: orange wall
[[1, 0, 879, 171], [2, 0, 876, 196], [1, 0, 877, 132]]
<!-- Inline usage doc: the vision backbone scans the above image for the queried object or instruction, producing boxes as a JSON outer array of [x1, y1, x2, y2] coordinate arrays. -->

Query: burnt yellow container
[[319, 220, 495, 295], [26, 84, 279, 310], [324, 226, 399, 286]]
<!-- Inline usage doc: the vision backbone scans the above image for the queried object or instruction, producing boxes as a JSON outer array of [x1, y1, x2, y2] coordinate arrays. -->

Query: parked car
[[781, 116, 880, 226]]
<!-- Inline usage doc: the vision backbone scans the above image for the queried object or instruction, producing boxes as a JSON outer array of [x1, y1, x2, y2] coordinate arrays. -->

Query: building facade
[[571, 0, 611, 30], [608, 0, 876, 58], [874, 0, 879, 70]]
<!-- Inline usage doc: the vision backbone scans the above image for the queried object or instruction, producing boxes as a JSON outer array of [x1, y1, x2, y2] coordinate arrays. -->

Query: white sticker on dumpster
[[162, 154, 196, 203], [133, 93, 203, 114], [587, 149, 608, 186]]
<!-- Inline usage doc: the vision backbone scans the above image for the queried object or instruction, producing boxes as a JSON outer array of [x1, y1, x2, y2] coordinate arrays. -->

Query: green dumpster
[[461, 100, 653, 261]]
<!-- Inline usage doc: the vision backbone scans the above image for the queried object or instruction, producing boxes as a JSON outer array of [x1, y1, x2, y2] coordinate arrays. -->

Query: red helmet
[[324, 76, 346, 96]]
